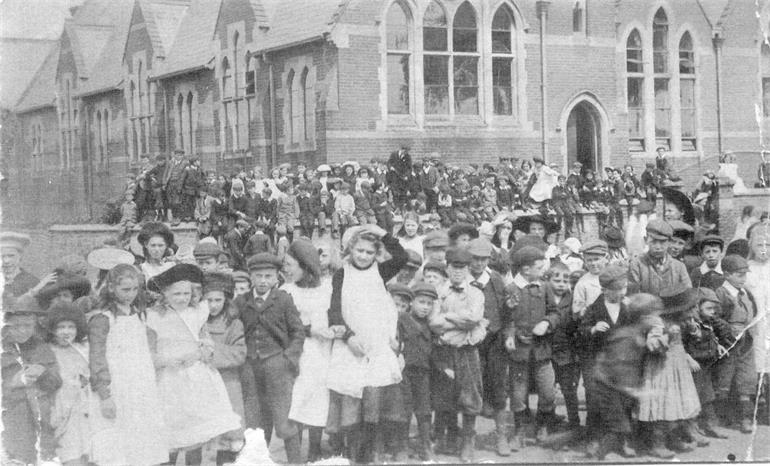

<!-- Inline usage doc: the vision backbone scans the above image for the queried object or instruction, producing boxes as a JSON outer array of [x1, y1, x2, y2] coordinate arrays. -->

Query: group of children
[[2, 188, 769, 465]]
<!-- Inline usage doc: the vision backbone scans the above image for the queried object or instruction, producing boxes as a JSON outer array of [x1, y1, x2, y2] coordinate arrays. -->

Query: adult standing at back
[[627, 219, 691, 294], [387, 145, 413, 211], [163, 149, 187, 224]]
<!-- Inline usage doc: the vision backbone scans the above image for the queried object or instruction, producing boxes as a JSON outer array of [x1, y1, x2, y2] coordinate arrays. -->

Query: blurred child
[[232, 271, 251, 299], [332, 182, 356, 239], [397, 211, 424, 258], [388, 283, 413, 315], [437, 184, 455, 227], [372, 182, 393, 234], [244, 221, 272, 258], [275, 225, 290, 261], [545, 263, 579, 430], [497, 177, 514, 212], [276, 183, 299, 242], [117, 192, 137, 247], [393, 283, 437, 462], [297, 183, 316, 238], [354, 181, 377, 225]]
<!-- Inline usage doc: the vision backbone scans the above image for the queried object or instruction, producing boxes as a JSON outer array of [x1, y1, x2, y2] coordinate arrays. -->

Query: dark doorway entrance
[[566, 101, 601, 172]]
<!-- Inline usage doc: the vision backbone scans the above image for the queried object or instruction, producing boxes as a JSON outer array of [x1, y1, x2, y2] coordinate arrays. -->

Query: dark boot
[[595, 432, 617, 460], [740, 400, 754, 434], [618, 434, 636, 458], [283, 434, 302, 464], [682, 419, 709, 447], [535, 411, 552, 443], [713, 398, 732, 427], [494, 411, 511, 457], [509, 411, 525, 451], [417, 416, 435, 461], [437, 412, 459, 455], [307, 427, 323, 463], [459, 414, 476, 463], [392, 422, 409, 463], [700, 402, 728, 438], [649, 423, 675, 459], [328, 432, 345, 457], [371, 423, 385, 464]]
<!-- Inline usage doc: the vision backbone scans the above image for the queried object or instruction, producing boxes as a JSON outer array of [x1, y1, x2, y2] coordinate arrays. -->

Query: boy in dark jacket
[[504, 246, 561, 447], [682, 287, 732, 439], [545, 262, 579, 430], [393, 283, 437, 462], [551, 176, 574, 237], [296, 183, 316, 238]]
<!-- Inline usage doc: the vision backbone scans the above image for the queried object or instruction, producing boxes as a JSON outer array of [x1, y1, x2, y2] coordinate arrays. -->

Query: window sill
[[424, 115, 486, 127], [385, 114, 418, 128], [284, 140, 316, 154]]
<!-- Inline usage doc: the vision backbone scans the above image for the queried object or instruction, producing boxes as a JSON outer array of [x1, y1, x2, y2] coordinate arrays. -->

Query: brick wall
[[717, 184, 770, 241]]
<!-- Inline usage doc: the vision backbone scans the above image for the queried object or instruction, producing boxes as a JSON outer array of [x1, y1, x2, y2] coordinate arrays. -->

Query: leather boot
[[618, 434, 636, 458], [649, 423, 675, 459], [595, 432, 616, 460], [458, 414, 476, 463], [392, 422, 409, 463], [700, 403, 728, 438], [509, 411, 524, 451], [494, 411, 511, 457], [682, 419, 709, 447], [283, 434, 302, 465], [417, 416, 435, 461], [740, 400, 754, 434], [307, 427, 323, 463], [535, 411, 551, 443]]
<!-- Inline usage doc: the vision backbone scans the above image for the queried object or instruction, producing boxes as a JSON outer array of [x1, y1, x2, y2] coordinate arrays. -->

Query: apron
[[326, 262, 402, 399], [90, 311, 169, 466]]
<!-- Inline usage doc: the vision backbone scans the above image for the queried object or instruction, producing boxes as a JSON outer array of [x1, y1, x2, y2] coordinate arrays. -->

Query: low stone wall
[[717, 184, 770, 241]]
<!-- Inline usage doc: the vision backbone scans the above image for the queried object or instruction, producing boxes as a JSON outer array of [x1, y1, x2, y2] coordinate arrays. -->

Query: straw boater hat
[[0, 232, 31, 252], [87, 248, 135, 270]]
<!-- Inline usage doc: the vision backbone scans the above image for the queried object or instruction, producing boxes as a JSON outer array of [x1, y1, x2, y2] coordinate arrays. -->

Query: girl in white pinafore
[[146, 264, 241, 463], [87, 264, 169, 466], [281, 239, 336, 463]]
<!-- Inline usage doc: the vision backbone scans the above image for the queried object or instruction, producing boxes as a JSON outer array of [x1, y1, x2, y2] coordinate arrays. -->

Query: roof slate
[[15, 44, 60, 112], [696, 0, 732, 28], [153, 0, 222, 79], [0, 39, 57, 109], [140, 0, 191, 59], [256, 0, 346, 52], [0, 0, 80, 41]]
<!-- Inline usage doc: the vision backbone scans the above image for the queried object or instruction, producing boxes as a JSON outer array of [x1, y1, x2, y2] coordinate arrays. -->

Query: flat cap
[[696, 234, 724, 251], [405, 249, 423, 268], [668, 219, 694, 235], [232, 270, 251, 283], [598, 264, 628, 290], [580, 239, 608, 256], [510, 246, 545, 269], [467, 238, 493, 258], [646, 219, 673, 240], [411, 283, 438, 300], [193, 241, 224, 259], [247, 253, 283, 271], [423, 230, 450, 249], [423, 260, 447, 276], [388, 283, 413, 300], [721, 254, 749, 274], [0, 232, 31, 252], [696, 287, 720, 304], [446, 247, 472, 266]]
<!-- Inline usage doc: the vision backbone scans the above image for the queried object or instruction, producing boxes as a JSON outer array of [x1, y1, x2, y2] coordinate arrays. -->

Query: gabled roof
[[153, 0, 222, 80], [0, 0, 81, 41], [255, 0, 347, 52], [77, 15, 133, 97], [140, 0, 191, 59], [248, 0, 269, 30], [696, 0, 732, 29], [15, 44, 61, 113], [0, 39, 57, 109]]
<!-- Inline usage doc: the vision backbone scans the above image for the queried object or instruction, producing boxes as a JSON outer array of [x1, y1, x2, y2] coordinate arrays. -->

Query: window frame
[[626, 28, 645, 151], [652, 8, 671, 150], [491, 4, 517, 119], [678, 32, 696, 151], [386, 1, 413, 116]]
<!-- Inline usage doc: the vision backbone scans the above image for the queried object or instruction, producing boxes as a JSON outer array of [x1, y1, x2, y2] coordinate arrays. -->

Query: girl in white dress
[[137, 222, 175, 280], [281, 239, 340, 462], [746, 229, 770, 386], [397, 211, 424, 258], [87, 264, 169, 466], [146, 264, 241, 465]]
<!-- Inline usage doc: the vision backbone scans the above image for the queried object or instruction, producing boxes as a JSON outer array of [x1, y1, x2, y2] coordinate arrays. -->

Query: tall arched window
[[573, 1, 584, 33], [287, 69, 303, 144], [222, 57, 232, 98], [626, 29, 644, 150], [187, 92, 194, 154], [177, 93, 185, 151], [423, 1, 448, 114], [96, 111, 103, 161], [492, 5, 516, 116], [679, 32, 696, 150], [653, 8, 670, 148], [129, 81, 136, 116], [452, 2, 479, 114], [233, 32, 240, 97], [245, 54, 256, 95], [137, 61, 144, 114], [301, 67, 311, 140], [387, 1, 411, 114], [103, 109, 109, 156]]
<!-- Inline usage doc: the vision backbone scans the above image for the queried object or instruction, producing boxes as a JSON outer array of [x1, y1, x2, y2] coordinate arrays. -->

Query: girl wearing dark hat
[[281, 239, 341, 462], [35, 272, 92, 311], [46, 303, 94, 465], [638, 286, 703, 458], [202, 272, 248, 461], [137, 221, 176, 279], [145, 264, 240, 463]]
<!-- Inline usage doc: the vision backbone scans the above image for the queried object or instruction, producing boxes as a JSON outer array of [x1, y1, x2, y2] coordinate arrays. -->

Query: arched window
[[492, 5, 516, 116], [452, 2, 479, 114], [177, 93, 184, 151], [679, 32, 696, 150], [288, 69, 304, 144], [763, 44, 770, 118], [301, 67, 311, 140], [653, 8, 670, 148], [386, 1, 411, 114], [233, 32, 239, 97], [129, 81, 136, 116], [222, 57, 232, 98], [103, 109, 109, 151], [573, 1, 584, 33], [626, 29, 644, 150], [96, 111, 103, 161], [245, 54, 256, 95], [423, 1, 448, 114], [137, 61, 144, 114], [187, 92, 194, 155]]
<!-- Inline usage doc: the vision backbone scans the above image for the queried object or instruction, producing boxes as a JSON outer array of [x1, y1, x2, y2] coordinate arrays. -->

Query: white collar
[[721, 281, 740, 298], [513, 273, 539, 289], [253, 289, 271, 301], [699, 261, 722, 275], [471, 270, 490, 287]]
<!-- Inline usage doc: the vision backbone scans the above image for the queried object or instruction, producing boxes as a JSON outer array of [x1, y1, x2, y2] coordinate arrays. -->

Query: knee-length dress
[[147, 303, 241, 449], [283, 281, 334, 427], [638, 319, 701, 422]]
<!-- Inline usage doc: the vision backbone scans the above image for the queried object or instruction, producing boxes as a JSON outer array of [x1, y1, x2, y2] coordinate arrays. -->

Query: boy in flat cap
[[1, 232, 40, 312], [627, 219, 691, 294], [233, 253, 305, 462], [578, 264, 633, 445], [429, 247, 486, 462], [467, 238, 512, 456], [713, 255, 757, 433], [194, 241, 225, 273], [224, 220, 250, 271], [689, 235, 725, 290], [393, 283, 438, 462], [572, 240, 609, 317], [504, 246, 561, 447]]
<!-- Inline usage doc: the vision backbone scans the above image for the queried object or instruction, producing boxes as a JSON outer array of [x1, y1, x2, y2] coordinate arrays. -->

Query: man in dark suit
[[234, 253, 305, 463], [418, 158, 441, 212], [387, 145, 413, 209], [163, 149, 187, 224], [223, 220, 250, 271]]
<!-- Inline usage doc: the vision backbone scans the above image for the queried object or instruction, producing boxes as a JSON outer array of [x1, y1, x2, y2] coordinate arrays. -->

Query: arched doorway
[[566, 101, 601, 172]]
